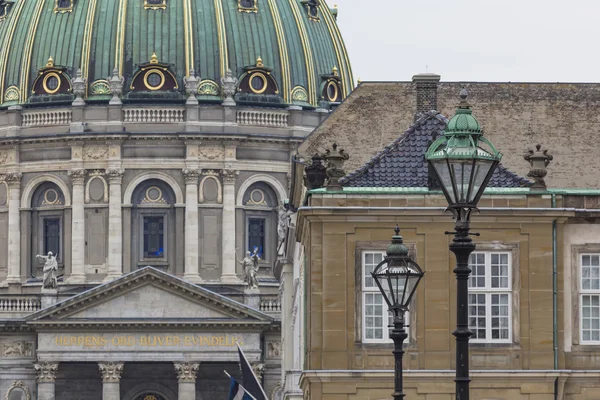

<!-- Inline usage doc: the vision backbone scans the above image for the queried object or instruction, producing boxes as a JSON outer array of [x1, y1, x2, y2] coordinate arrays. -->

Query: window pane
[[491, 294, 510, 341], [44, 218, 60, 257], [364, 252, 384, 288], [468, 293, 486, 339], [491, 252, 510, 288], [581, 255, 600, 292], [469, 253, 486, 288], [248, 218, 265, 259], [364, 293, 388, 341], [143, 216, 164, 258], [581, 295, 600, 342]]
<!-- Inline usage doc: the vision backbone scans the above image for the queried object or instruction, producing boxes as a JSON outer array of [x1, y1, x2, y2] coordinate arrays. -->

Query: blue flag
[[228, 376, 253, 400]]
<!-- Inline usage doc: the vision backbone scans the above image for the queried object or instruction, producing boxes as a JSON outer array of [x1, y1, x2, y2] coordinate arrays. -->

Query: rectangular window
[[362, 251, 396, 343], [143, 216, 164, 258], [468, 252, 512, 343], [580, 254, 600, 343], [43, 218, 60, 258], [248, 218, 265, 259]]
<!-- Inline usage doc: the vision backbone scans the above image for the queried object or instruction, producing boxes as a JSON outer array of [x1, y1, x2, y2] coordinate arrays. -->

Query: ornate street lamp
[[425, 89, 502, 400], [371, 226, 424, 400]]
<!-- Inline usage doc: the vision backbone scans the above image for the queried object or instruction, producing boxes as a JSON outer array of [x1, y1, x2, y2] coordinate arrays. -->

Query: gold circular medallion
[[143, 69, 166, 91], [42, 72, 62, 94], [144, 186, 164, 203], [43, 189, 60, 205], [248, 72, 268, 94], [326, 80, 339, 102]]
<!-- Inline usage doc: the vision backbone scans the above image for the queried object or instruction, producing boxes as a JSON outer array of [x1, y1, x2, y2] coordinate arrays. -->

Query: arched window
[[242, 183, 278, 264], [131, 179, 176, 272], [31, 182, 66, 276]]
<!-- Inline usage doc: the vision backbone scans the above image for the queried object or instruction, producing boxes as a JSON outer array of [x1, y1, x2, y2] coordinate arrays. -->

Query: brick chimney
[[412, 73, 441, 120]]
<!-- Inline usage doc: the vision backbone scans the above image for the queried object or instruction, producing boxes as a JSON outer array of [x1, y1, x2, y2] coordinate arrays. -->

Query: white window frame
[[468, 251, 513, 344], [361, 250, 407, 344], [579, 253, 600, 344]]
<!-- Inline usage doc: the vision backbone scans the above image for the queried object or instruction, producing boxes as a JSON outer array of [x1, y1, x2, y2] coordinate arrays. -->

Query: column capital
[[106, 169, 125, 184], [251, 362, 265, 382], [174, 362, 199, 383], [221, 169, 238, 184], [3, 172, 22, 188], [98, 362, 124, 383], [183, 168, 200, 184], [34, 362, 59, 383], [68, 169, 87, 185]]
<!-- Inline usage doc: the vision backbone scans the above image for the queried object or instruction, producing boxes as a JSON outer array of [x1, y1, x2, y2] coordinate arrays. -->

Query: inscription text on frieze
[[54, 334, 243, 348]]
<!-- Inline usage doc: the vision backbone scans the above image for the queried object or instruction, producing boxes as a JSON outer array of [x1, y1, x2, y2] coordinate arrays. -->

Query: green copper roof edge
[[307, 187, 600, 196]]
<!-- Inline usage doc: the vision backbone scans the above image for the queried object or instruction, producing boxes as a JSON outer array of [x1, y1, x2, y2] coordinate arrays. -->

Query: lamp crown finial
[[394, 225, 400, 235], [460, 88, 468, 100]]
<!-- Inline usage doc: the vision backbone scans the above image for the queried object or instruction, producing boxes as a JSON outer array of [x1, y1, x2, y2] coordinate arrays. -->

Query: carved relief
[[0, 151, 7, 165], [247, 189, 267, 206], [4, 172, 22, 188], [106, 169, 125, 184], [83, 146, 108, 161], [141, 186, 166, 204], [5, 381, 31, 400], [182, 169, 200, 184], [34, 362, 59, 383], [1, 341, 33, 357], [198, 146, 224, 161], [267, 340, 281, 358], [68, 169, 86, 185], [98, 362, 124, 383], [199, 170, 222, 204], [173, 362, 199, 383]]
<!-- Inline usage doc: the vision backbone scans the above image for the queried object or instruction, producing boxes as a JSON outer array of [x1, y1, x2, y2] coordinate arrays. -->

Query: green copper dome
[[0, 0, 353, 106], [445, 89, 482, 135]]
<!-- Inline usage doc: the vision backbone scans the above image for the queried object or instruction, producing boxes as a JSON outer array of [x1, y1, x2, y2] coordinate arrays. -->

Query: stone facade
[[294, 191, 600, 400]]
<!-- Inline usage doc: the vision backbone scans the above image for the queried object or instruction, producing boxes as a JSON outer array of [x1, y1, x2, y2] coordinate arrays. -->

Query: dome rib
[[20, 0, 47, 103], [287, 0, 317, 105], [320, 3, 354, 97], [266, 0, 291, 103], [0, 0, 26, 104], [115, 0, 128, 76], [214, 0, 229, 79], [81, 0, 99, 88], [183, 0, 194, 75]]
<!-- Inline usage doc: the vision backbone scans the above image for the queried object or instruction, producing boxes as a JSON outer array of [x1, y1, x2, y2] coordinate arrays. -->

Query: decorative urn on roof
[[324, 143, 349, 191], [524, 144, 553, 190]]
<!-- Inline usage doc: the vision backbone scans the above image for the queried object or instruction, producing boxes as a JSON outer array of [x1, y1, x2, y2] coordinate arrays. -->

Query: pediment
[[27, 267, 272, 327]]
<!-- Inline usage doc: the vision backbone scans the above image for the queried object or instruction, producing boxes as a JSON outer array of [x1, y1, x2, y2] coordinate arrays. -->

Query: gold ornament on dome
[[198, 80, 220, 96], [291, 86, 308, 102], [4, 86, 20, 102], [90, 80, 111, 95]]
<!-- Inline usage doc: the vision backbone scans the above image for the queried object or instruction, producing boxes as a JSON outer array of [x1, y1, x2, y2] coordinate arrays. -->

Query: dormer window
[[31, 57, 73, 96], [144, 0, 166, 10], [0, 0, 14, 21], [320, 66, 342, 103], [302, 0, 319, 21], [130, 53, 178, 92], [54, 0, 73, 13], [238, 57, 279, 96], [238, 0, 257, 13]]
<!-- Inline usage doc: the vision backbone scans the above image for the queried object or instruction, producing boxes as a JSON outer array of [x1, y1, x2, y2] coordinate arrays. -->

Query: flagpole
[[223, 370, 259, 400]]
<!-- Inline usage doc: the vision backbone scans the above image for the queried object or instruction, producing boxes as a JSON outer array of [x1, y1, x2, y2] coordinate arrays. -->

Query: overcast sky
[[334, 0, 599, 83]]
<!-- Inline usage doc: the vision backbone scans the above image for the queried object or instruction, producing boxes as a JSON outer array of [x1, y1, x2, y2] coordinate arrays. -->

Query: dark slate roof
[[341, 111, 531, 188]]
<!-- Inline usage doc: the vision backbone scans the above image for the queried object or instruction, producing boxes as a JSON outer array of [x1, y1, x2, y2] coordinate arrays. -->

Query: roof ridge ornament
[[150, 52, 159, 64], [523, 143, 553, 190], [256, 57, 264, 68], [46, 57, 54, 68]]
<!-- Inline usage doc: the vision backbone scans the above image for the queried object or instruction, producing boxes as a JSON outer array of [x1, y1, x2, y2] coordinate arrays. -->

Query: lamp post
[[425, 89, 502, 400], [371, 226, 424, 400]]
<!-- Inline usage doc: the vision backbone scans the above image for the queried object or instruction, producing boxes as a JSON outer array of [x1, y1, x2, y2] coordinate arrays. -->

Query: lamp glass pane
[[448, 160, 473, 204], [469, 159, 495, 204], [431, 159, 457, 204]]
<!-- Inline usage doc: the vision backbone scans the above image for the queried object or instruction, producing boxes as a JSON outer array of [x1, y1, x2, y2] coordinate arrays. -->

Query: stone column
[[174, 362, 199, 400], [106, 169, 124, 281], [221, 169, 239, 283], [183, 169, 201, 283], [98, 362, 124, 400], [34, 362, 59, 400], [67, 169, 86, 283], [4, 172, 22, 284]]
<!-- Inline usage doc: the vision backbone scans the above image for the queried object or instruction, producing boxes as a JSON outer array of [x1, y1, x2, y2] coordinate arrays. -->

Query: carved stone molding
[[183, 168, 200, 184], [199, 170, 223, 204], [83, 146, 108, 161], [4, 172, 22, 188], [173, 362, 199, 383], [34, 362, 59, 383], [98, 362, 124, 383], [251, 362, 265, 381], [0, 151, 7, 165], [198, 146, 224, 161], [5, 380, 31, 400], [106, 169, 125, 184], [85, 171, 109, 203], [68, 169, 87, 185], [221, 169, 238, 185], [1, 340, 34, 357]]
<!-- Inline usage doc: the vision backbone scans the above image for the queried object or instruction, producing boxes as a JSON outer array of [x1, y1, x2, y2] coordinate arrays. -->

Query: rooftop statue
[[36, 252, 58, 289]]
